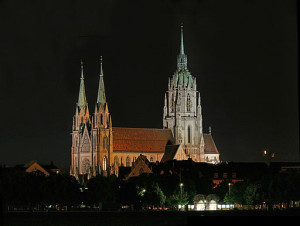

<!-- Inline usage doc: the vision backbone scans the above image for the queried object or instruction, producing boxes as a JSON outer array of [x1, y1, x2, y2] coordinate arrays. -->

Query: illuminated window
[[232, 173, 236, 179], [126, 156, 130, 167], [103, 156, 107, 171], [150, 157, 153, 162], [213, 173, 218, 179], [223, 173, 228, 179]]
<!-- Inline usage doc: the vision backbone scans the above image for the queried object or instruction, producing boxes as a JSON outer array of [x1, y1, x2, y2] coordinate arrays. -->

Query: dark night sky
[[0, 0, 298, 168]]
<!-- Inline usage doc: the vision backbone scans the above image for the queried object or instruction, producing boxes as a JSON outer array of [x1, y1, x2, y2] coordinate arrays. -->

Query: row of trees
[[0, 168, 211, 211], [0, 170, 81, 210], [215, 171, 300, 209], [1, 167, 300, 211]]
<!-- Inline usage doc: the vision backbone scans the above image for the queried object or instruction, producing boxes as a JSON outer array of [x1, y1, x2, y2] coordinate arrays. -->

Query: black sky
[[0, 0, 298, 168]]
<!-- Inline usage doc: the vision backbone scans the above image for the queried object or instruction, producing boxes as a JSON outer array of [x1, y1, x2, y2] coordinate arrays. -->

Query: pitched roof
[[203, 133, 219, 154], [160, 145, 181, 163], [112, 127, 174, 153], [126, 154, 153, 179]]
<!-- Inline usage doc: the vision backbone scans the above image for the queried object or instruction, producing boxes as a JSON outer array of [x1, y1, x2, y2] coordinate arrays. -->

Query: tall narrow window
[[103, 156, 107, 171], [103, 136, 108, 150], [188, 126, 191, 143], [100, 114, 103, 125], [187, 94, 191, 112]]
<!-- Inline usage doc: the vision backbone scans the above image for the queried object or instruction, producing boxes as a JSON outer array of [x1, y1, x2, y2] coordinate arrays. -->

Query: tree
[[85, 174, 118, 209], [166, 190, 189, 207], [142, 182, 166, 208]]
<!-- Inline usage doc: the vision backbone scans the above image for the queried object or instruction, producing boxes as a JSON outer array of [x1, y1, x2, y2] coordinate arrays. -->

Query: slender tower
[[92, 56, 112, 177], [71, 60, 92, 182], [163, 24, 205, 162]]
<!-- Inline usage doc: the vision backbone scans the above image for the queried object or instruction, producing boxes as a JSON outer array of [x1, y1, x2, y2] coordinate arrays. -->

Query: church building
[[70, 25, 220, 182]]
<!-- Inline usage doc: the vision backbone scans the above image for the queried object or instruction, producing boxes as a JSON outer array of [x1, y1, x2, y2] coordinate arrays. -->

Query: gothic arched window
[[171, 93, 174, 112], [103, 136, 108, 150], [187, 94, 191, 112], [103, 156, 107, 171], [100, 114, 103, 125], [150, 157, 154, 162], [126, 156, 130, 167], [188, 126, 191, 143]]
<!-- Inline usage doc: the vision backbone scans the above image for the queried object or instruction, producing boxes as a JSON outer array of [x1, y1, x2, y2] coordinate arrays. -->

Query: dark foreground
[[2, 209, 300, 226]]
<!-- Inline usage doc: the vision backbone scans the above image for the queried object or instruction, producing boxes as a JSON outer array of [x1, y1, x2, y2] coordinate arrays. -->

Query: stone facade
[[70, 26, 220, 182], [163, 25, 220, 164], [70, 59, 113, 182]]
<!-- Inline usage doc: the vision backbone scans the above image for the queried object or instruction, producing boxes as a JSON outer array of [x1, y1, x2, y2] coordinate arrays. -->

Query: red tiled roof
[[203, 133, 219, 154], [112, 127, 174, 153]]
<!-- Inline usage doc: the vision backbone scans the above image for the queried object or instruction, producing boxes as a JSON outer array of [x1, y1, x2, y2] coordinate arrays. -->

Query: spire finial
[[100, 56, 103, 76], [177, 23, 187, 71], [80, 59, 84, 79], [180, 22, 184, 55]]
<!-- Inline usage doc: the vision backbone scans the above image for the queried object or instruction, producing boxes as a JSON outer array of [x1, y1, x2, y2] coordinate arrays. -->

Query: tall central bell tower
[[163, 24, 205, 162]]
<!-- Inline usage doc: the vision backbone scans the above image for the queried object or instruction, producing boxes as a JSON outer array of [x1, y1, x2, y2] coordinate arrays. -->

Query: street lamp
[[261, 149, 276, 166], [228, 182, 232, 204], [180, 183, 184, 207]]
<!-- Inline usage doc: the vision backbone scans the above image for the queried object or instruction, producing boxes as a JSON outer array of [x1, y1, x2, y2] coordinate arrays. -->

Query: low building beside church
[[15, 160, 60, 176]]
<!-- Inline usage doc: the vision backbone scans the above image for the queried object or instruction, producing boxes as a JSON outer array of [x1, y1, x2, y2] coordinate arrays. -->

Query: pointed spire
[[180, 23, 184, 55], [100, 56, 104, 76], [97, 56, 107, 108], [177, 23, 187, 70], [78, 60, 88, 109]]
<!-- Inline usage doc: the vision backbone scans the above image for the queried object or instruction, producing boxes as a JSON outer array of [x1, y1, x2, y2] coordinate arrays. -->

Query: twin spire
[[78, 24, 185, 109], [97, 56, 106, 108], [77, 60, 88, 110], [77, 57, 107, 111]]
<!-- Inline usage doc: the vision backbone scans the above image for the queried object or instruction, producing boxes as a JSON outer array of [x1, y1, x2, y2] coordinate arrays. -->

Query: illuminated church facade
[[70, 26, 220, 181]]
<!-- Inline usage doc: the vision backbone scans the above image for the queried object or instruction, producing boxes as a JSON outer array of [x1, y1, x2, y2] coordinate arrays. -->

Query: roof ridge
[[112, 127, 171, 131]]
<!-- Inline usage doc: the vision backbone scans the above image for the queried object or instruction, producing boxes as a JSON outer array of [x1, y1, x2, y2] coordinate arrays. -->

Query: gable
[[25, 162, 50, 176], [161, 144, 188, 162], [126, 155, 153, 179], [203, 134, 219, 154], [81, 126, 91, 152]]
